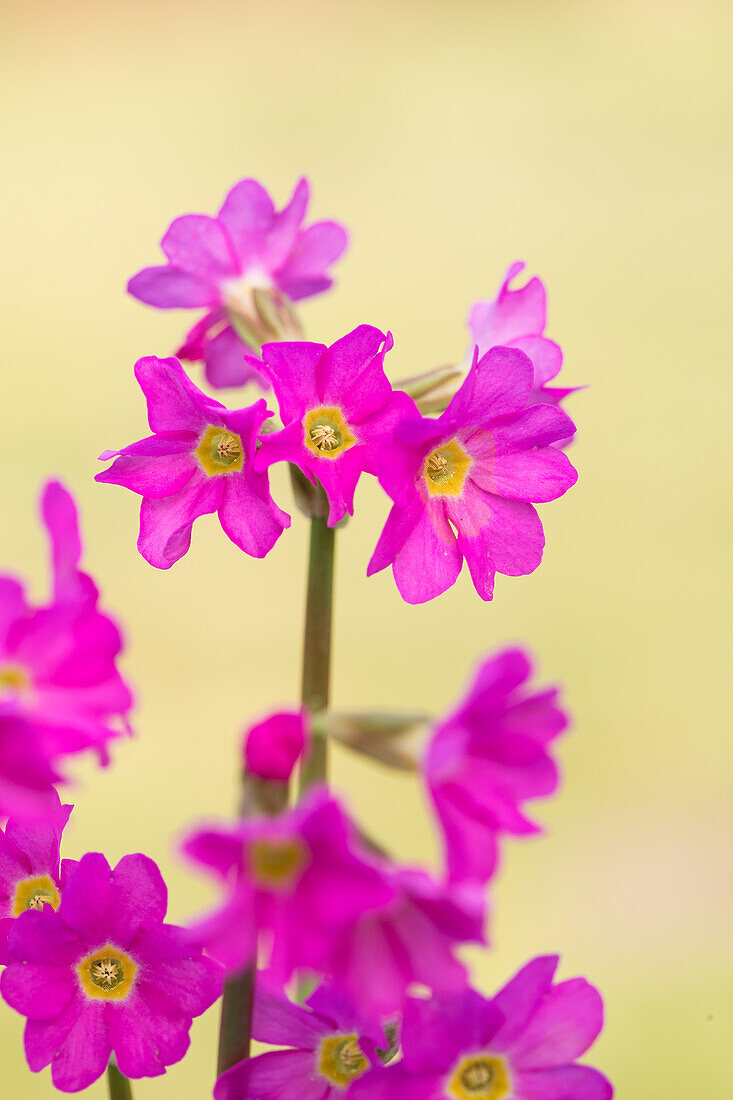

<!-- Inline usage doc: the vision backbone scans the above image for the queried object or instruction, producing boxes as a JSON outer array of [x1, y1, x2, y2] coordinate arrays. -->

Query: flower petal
[[218, 179, 276, 258], [49, 1001, 110, 1092], [218, 473, 290, 559], [161, 214, 238, 279], [96, 451, 198, 499], [128, 265, 218, 308], [391, 503, 462, 604], [513, 1065, 613, 1100], [137, 475, 223, 569], [512, 978, 605, 1069], [215, 1050, 324, 1100], [491, 956, 559, 1049]]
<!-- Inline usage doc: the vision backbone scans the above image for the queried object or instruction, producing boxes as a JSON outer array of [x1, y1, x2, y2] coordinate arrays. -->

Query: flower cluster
[[1, 175, 611, 1099]]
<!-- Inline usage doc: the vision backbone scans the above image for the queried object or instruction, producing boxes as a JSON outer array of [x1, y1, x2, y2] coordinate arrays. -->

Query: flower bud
[[244, 710, 309, 783]]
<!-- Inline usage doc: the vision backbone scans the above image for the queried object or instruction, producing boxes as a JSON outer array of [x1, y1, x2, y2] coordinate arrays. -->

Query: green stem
[[299, 515, 336, 794], [106, 1061, 133, 1100], [216, 966, 255, 1078]]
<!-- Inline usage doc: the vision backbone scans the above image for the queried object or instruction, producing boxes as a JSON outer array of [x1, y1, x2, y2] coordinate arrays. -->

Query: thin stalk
[[216, 966, 255, 1078], [106, 1061, 133, 1100], [299, 515, 336, 794]]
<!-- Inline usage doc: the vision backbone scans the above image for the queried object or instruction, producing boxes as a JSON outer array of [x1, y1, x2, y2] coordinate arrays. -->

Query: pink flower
[[96, 356, 290, 569], [327, 865, 486, 1020], [245, 710, 309, 783], [181, 788, 394, 978], [468, 261, 578, 446], [0, 851, 223, 1092], [215, 981, 386, 1100], [423, 648, 569, 885], [0, 482, 133, 818], [128, 177, 348, 389], [254, 326, 415, 526], [352, 956, 611, 1100], [367, 346, 577, 603], [0, 789, 75, 960]]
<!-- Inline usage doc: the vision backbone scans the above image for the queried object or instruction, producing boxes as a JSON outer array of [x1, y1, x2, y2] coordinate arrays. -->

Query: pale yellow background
[[1, 0, 731, 1095]]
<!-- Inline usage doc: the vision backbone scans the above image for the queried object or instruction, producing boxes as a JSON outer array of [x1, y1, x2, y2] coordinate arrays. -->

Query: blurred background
[[1, 0, 731, 1094]]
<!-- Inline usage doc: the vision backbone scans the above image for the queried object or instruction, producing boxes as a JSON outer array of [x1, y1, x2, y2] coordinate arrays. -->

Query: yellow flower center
[[424, 439, 472, 496], [303, 407, 356, 459], [0, 665, 30, 697], [318, 1034, 369, 1086], [12, 875, 61, 917], [247, 837, 308, 890], [195, 425, 244, 476], [77, 945, 137, 1000], [447, 1055, 511, 1100]]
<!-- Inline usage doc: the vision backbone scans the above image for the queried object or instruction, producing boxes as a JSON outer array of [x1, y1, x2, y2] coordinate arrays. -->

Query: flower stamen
[[77, 945, 137, 1000], [196, 425, 244, 476], [318, 1033, 369, 1086], [309, 424, 340, 451], [424, 439, 472, 496], [448, 1055, 511, 1100], [303, 407, 356, 459], [12, 875, 61, 917]]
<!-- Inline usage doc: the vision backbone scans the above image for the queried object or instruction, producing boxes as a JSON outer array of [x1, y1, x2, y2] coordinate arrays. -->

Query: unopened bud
[[319, 712, 430, 770], [397, 364, 465, 415]]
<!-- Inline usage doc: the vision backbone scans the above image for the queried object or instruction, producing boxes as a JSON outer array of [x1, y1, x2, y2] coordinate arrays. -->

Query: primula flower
[[128, 177, 348, 389], [245, 709, 309, 783], [0, 790, 74, 937], [182, 787, 394, 977], [424, 648, 568, 885], [0, 482, 133, 817], [253, 326, 415, 526], [352, 956, 611, 1100], [327, 865, 486, 1019], [96, 356, 290, 569], [467, 262, 578, 446], [368, 345, 577, 603], [215, 981, 386, 1100], [0, 851, 223, 1092]]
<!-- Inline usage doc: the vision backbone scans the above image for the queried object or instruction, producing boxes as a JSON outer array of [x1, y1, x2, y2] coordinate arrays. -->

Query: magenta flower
[[245, 709, 309, 782], [0, 789, 74, 960], [0, 790, 73, 918], [352, 956, 611, 1100], [128, 177, 349, 389], [182, 787, 394, 978], [368, 346, 578, 603], [424, 648, 568, 885], [96, 356, 290, 569], [0, 851, 223, 1092], [254, 326, 415, 526], [215, 981, 386, 1100], [0, 482, 133, 817], [327, 865, 486, 1020], [468, 261, 578, 446]]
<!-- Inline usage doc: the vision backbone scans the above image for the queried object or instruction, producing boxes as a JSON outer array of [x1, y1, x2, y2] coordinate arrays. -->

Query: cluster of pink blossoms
[[0, 175, 611, 1099]]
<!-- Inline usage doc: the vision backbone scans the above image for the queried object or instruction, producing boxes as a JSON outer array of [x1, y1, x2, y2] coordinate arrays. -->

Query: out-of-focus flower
[[128, 177, 348, 388], [0, 852, 223, 1092], [96, 356, 290, 569], [423, 648, 568, 885], [368, 346, 577, 603], [468, 261, 578, 447], [181, 788, 394, 977], [214, 981, 386, 1100], [254, 326, 415, 526], [244, 710, 309, 783], [0, 482, 133, 818], [353, 956, 611, 1100], [327, 864, 486, 1020]]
